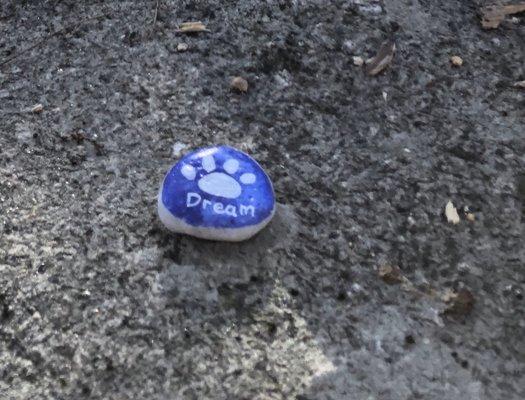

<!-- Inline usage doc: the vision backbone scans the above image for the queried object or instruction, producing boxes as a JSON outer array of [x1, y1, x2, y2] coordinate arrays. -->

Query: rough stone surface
[[0, 1, 524, 399]]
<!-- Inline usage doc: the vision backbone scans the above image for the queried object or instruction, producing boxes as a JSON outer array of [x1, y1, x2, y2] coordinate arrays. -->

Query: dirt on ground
[[0, 1, 524, 399]]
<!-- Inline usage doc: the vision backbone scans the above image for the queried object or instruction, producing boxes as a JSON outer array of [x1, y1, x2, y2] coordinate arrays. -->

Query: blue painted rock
[[158, 145, 275, 241]]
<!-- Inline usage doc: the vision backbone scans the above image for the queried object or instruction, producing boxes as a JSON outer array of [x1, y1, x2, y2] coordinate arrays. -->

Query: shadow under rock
[[154, 203, 299, 319]]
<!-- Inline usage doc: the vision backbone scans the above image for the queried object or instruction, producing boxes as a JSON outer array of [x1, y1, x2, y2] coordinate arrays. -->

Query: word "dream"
[[186, 192, 255, 218]]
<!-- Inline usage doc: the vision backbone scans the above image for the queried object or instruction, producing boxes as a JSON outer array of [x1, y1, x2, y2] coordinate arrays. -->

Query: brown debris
[[176, 21, 209, 34], [443, 288, 475, 317], [481, 3, 525, 29], [513, 80, 525, 88], [466, 212, 475, 222], [230, 76, 248, 93], [70, 131, 86, 143], [31, 104, 44, 113], [378, 265, 404, 284], [366, 40, 396, 76]]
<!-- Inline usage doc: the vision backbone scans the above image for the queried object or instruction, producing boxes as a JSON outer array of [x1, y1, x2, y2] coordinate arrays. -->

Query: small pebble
[[31, 103, 44, 113], [158, 145, 275, 241], [450, 56, 463, 67], [177, 43, 188, 52], [230, 76, 248, 92], [445, 201, 460, 224], [352, 56, 364, 66], [457, 262, 471, 273], [172, 142, 188, 158]]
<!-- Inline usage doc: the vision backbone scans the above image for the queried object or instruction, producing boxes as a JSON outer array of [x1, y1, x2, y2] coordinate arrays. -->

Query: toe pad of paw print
[[158, 145, 275, 241]]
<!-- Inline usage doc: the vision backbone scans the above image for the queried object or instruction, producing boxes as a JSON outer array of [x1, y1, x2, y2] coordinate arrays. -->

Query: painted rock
[[158, 145, 275, 241]]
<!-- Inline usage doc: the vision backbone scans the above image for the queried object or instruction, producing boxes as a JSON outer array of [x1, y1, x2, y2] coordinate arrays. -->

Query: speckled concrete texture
[[0, 1, 524, 399]]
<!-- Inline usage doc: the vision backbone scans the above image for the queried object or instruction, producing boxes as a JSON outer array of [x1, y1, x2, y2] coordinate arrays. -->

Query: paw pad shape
[[180, 155, 256, 199], [158, 145, 275, 241]]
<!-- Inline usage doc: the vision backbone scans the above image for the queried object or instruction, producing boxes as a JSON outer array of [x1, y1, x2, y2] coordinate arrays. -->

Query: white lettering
[[225, 205, 238, 217], [240, 205, 255, 217], [186, 192, 201, 207], [213, 202, 225, 214], [186, 192, 256, 218]]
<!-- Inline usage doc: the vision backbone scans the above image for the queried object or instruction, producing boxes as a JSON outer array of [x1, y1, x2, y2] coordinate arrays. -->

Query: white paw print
[[181, 154, 256, 199]]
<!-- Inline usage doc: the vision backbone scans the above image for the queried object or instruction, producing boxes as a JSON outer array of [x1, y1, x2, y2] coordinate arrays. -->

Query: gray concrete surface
[[1, 1, 524, 399]]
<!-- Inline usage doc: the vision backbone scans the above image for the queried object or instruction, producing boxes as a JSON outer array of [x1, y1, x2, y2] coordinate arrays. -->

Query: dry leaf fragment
[[230, 76, 248, 93], [443, 288, 475, 317], [176, 21, 208, 33], [366, 40, 396, 76], [352, 56, 364, 66], [481, 3, 525, 29], [378, 265, 404, 284], [70, 131, 86, 143], [466, 213, 475, 222], [31, 103, 43, 113], [513, 80, 525, 88], [450, 55, 463, 67], [445, 201, 460, 224]]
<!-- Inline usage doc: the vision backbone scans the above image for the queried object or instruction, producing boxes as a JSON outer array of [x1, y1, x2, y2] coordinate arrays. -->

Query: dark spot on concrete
[[267, 322, 277, 336], [336, 291, 347, 301]]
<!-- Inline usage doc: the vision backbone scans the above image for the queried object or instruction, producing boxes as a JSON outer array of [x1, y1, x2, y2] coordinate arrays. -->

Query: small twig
[[366, 40, 396, 76], [175, 21, 209, 34], [481, 3, 525, 29], [153, 0, 160, 24], [0, 14, 106, 68]]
